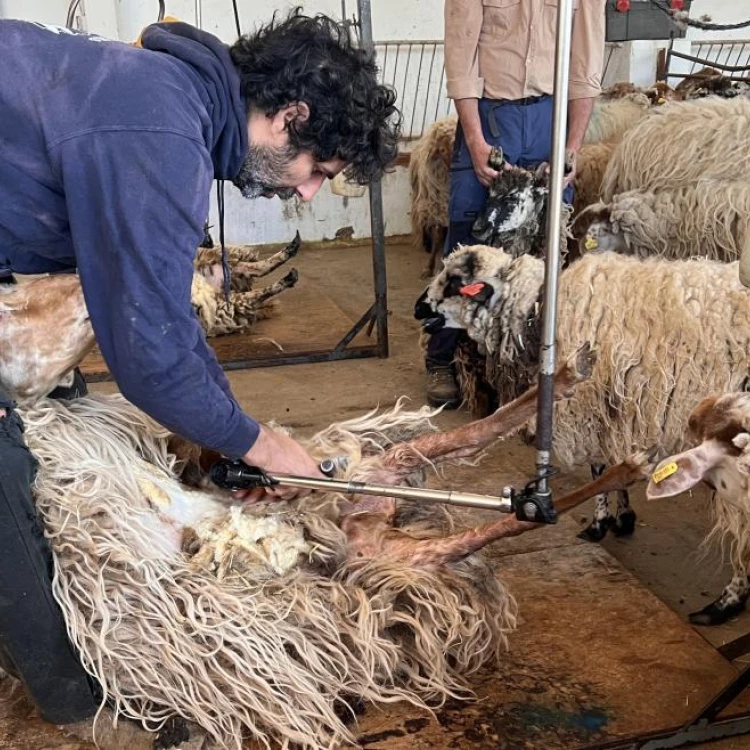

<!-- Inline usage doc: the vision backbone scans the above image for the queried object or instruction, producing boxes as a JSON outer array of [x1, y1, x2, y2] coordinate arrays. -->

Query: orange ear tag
[[459, 282, 486, 297]]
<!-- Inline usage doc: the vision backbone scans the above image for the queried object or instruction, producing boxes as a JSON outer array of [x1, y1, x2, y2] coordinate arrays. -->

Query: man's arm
[[454, 99, 500, 187], [445, 0, 500, 187], [52, 129, 322, 487], [566, 0, 606, 182], [566, 97, 595, 154]]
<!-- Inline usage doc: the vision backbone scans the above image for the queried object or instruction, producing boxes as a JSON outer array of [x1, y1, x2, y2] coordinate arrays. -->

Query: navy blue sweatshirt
[[0, 19, 259, 457]]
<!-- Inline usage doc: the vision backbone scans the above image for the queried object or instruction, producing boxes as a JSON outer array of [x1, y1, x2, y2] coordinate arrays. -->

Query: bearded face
[[232, 142, 300, 200]]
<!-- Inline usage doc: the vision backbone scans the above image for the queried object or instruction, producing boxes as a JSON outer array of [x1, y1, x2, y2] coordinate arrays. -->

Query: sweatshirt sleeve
[[51, 129, 259, 458]]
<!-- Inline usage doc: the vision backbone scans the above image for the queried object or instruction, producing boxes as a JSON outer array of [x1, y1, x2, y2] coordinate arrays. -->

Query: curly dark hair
[[230, 8, 401, 184]]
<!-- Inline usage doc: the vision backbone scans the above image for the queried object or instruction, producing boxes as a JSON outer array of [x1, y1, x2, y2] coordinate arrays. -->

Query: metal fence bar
[[375, 39, 623, 140], [359, 0, 389, 359]]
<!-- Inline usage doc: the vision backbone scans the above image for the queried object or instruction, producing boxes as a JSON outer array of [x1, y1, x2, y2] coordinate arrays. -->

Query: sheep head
[[416, 245, 545, 362], [572, 201, 628, 254], [647, 393, 750, 503], [472, 164, 549, 252]]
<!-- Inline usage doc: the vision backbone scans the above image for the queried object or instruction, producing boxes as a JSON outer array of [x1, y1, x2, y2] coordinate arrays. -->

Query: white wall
[[1, 0, 747, 244]]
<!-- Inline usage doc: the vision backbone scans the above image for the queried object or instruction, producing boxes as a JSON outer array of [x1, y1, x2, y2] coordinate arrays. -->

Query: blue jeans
[[426, 95, 573, 369]]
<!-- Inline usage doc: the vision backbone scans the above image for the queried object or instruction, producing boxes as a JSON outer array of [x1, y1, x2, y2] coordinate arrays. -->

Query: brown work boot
[[426, 366, 460, 409]]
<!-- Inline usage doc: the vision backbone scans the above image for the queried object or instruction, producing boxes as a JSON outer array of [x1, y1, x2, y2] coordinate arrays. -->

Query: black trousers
[[0, 381, 98, 724]]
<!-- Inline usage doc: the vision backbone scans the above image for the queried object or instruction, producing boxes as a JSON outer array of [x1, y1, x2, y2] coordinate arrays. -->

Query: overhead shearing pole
[[534, 0, 575, 502]]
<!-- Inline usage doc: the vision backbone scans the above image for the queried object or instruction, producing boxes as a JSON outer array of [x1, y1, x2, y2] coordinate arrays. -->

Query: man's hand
[[0, 408, 5, 418], [239, 425, 325, 503], [563, 148, 577, 189], [467, 138, 501, 188]]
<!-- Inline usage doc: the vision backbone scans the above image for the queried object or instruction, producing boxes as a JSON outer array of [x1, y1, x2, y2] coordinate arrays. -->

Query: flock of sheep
[[413, 72, 750, 627]]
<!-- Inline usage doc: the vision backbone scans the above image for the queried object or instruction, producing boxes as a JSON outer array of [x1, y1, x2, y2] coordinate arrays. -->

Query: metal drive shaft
[[265, 473, 514, 512]]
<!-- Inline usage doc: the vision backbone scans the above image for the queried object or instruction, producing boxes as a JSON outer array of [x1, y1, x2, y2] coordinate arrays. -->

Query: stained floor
[[4, 238, 750, 749]]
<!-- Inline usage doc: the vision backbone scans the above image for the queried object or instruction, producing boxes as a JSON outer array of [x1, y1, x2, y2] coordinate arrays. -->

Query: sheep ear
[[647, 442, 729, 499]]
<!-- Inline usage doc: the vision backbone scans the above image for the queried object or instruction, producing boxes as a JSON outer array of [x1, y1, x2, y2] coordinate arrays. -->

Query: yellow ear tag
[[584, 235, 598, 251], [652, 462, 678, 484]]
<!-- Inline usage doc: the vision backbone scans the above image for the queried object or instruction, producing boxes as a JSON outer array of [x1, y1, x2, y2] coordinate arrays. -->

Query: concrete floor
[[5, 238, 750, 749]]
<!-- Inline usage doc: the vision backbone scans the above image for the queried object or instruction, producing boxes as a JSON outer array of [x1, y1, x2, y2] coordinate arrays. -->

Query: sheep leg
[[689, 570, 750, 627], [372, 450, 653, 569], [612, 489, 636, 536], [382, 342, 595, 473], [231, 232, 301, 280], [578, 464, 615, 542], [202, 271, 299, 336]]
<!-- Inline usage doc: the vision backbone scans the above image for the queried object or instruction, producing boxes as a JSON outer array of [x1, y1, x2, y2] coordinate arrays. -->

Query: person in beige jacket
[[424, 0, 606, 407]]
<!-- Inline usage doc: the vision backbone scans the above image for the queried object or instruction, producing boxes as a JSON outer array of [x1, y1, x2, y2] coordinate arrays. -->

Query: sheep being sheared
[[409, 116, 457, 277], [573, 180, 750, 261], [420, 247, 750, 545], [11, 332, 648, 748], [0, 235, 301, 403], [648, 393, 750, 625], [600, 97, 750, 201]]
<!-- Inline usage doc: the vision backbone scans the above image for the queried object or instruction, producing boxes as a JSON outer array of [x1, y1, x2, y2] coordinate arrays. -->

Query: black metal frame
[[664, 38, 750, 82], [214, 0, 389, 372], [578, 631, 750, 749]]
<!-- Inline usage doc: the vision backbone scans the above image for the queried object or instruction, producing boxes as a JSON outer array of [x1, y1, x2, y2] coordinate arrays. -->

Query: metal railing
[[376, 40, 625, 140], [375, 40, 454, 140], [665, 38, 750, 83]]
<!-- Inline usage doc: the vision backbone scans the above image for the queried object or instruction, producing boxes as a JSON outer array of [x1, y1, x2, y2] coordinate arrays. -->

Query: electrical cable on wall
[[647, 0, 750, 31], [216, 1, 243, 299], [231, 0, 242, 37]]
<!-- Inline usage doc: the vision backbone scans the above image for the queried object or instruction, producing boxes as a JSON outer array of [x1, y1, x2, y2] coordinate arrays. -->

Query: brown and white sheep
[[648, 393, 750, 625], [0, 235, 301, 403]]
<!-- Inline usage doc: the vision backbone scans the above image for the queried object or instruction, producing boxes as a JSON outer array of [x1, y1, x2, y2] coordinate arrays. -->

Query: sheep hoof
[[613, 509, 637, 537], [154, 718, 190, 749], [689, 599, 747, 627], [282, 269, 299, 286], [577, 516, 614, 542]]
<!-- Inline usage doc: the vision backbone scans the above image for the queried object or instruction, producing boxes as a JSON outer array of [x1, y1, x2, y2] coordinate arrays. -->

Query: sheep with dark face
[[471, 161, 572, 258]]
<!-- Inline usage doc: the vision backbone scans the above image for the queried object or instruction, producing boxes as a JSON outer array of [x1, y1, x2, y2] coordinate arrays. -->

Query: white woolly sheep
[[422, 247, 750, 549], [648, 393, 750, 625], [600, 97, 750, 201], [582, 91, 651, 145], [573, 179, 750, 261]]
